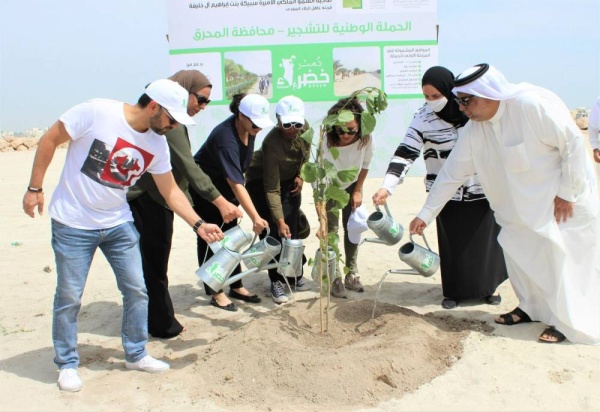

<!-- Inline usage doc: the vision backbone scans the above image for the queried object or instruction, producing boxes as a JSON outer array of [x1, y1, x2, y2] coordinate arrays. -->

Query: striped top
[[381, 103, 485, 202]]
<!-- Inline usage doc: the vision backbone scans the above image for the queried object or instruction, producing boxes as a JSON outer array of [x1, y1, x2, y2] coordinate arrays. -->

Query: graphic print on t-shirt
[[81, 137, 155, 189]]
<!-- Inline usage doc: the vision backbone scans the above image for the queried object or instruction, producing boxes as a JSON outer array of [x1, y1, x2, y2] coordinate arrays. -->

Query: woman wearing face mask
[[372, 66, 508, 309]]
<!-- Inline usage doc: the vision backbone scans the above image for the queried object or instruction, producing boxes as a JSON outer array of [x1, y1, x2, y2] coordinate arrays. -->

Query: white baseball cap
[[145, 79, 196, 126], [239, 94, 274, 128], [347, 205, 369, 244], [276, 95, 305, 124]]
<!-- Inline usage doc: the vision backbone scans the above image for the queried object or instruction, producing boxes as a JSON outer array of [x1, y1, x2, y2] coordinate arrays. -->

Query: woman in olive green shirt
[[246, 96, 311, 303]]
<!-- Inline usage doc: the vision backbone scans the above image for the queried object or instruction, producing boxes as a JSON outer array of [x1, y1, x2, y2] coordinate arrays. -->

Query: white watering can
[[371, 232, 440, 319], [277, 238, 305, 278], [197, 231, 281, 291], [209, 225, 254, 253], [363, 203, 403, 246], [311, 246, 338, 283]]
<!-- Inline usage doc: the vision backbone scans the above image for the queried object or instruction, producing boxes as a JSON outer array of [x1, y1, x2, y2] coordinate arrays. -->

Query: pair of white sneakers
[[58, 355, 169, 392]]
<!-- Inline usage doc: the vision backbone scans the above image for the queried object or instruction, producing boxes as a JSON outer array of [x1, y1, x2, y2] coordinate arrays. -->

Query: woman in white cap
[[191, 93, 272, 311], [246, 95, 311, 303], [373, 66, 507, 310]]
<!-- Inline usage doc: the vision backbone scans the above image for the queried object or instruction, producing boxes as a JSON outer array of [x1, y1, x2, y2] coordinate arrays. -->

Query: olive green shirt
[[245, 127, 310, 221], [127, 125, 220, 208]]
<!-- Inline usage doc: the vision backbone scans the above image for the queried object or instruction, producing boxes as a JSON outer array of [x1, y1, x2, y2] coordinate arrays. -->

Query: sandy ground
[[1, 148, 600, 411]]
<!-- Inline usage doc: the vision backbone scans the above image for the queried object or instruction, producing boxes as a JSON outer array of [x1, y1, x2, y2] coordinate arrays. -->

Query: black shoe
[[228, 289, 262, 303], [441, 298, 458, 309], [485, 294, 502, 305], [210, 297, 238, 312]]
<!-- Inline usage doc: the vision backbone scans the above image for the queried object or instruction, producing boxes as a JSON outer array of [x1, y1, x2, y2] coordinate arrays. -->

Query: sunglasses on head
[[454, 95, 475, 107], [334, 126, 358, 136], [161, 106, 177, 125], [243, 114, 261, 129], [193, 92, 211, 105], [282, 122, 303, 130]]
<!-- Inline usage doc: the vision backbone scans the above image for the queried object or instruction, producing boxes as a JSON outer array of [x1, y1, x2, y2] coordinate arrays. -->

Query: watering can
[[277, 238, 305, 278], [398, 233, 440, 277], [196, 245, 275, 291], [209, 225, 254, 253], [363, 203, 403, 246], [311, 247, 338, 283], [241, 229, 282, 270], [371, 232, 440, 319]]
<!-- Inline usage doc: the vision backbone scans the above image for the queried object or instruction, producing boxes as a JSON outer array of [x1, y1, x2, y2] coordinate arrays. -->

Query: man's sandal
[[494, 307, 532, 325], [538, 326, 566, 343]]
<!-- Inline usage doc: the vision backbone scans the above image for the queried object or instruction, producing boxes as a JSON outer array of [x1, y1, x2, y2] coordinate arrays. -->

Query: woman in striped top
[[372, 66, 507, 309]]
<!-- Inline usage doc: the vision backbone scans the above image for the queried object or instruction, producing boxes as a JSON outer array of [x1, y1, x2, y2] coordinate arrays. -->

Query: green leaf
[[366, 98, 375, 114], [300, 162, 318, 183], [322, 114, 338, 127], [337, 167, 358, 183], [301, 128, 314, 145], [307, 257, 314, 266], [337, 110, 355, 123], [325, 185, 350, 206], [321, 158, 334, 171], [329, 147, 339, 160], [379, 92, 389, 111], [361, 112, 376, 136], [327, 233, 341, 258]]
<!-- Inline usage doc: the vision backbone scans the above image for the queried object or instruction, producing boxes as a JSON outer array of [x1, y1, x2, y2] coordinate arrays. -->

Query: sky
[[0, 0, 598, 132]]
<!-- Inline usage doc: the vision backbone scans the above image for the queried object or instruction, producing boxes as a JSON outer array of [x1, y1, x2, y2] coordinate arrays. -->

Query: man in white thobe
[[410, 64, 600, 345], [589, 97, 600, 177]]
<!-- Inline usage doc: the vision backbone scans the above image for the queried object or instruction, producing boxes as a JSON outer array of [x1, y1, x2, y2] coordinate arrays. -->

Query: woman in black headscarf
[[372, 66, 507, 309]]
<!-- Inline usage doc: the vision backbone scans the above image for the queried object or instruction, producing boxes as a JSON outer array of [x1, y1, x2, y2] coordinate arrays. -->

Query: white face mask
[[426, 96, 448, 112]]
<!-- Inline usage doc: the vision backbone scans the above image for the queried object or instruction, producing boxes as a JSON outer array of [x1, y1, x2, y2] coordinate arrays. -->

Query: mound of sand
[[190, 299, 489, 410]]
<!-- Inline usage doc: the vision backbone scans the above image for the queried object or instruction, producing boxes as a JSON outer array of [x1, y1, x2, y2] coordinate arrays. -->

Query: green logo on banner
[[272, 45, 333, 101]]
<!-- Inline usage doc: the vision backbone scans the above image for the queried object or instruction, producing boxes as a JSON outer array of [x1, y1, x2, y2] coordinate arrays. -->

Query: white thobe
[[417, 88, 600, 344]]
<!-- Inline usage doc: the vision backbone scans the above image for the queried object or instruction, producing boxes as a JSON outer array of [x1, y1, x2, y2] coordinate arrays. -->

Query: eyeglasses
[[193, 92, 211, 105], [282, 122, 303, 130], [454, 95, 475, 107], [243, 114, 261, 129], [335, 127, 358, 136], [161, 106, 177, 125]]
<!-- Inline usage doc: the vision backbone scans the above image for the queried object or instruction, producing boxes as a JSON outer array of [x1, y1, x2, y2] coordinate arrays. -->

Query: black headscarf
[[421, 66, 468, 127]]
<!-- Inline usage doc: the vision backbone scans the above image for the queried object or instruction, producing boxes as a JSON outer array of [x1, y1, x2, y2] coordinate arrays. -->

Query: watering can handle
[[408, 232, 433, 251], [375, 202, 393, 218], [249, 227, 270, 247]]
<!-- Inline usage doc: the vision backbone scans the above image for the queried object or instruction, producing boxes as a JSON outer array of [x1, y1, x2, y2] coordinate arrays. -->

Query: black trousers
[[436, 199, 508, 300], [129, 193, 183, 339], [189, 189, 244, 295], [246, 178, 305, 284]]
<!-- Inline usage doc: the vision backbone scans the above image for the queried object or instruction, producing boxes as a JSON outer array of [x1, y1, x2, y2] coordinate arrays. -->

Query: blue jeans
[[51, 219, 148, 369]]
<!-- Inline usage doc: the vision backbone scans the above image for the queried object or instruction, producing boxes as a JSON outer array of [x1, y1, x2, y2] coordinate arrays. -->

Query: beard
[[149, 112, 172, 135]]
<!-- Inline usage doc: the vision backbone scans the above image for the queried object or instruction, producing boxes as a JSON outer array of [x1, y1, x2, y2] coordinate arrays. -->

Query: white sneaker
[[125, 355, 170, 373], [58, 368, 83, 392]]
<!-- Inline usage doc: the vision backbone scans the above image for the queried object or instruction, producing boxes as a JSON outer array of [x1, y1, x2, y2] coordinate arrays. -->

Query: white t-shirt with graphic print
[[48, 99, 171, 230]]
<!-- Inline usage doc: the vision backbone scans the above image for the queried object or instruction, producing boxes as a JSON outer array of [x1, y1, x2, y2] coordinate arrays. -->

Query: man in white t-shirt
[[22, 79, 224, 392]]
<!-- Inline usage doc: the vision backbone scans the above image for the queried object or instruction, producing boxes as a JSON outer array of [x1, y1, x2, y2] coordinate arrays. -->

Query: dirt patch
[[187, 298, 484, 411]]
